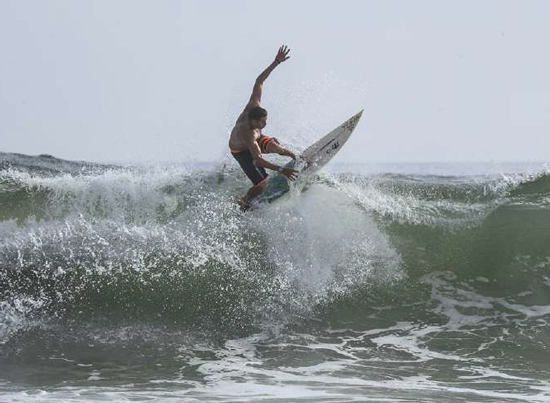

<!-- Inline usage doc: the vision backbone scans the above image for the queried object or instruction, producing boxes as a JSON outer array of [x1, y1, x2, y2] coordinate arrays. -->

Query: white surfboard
[[258, 110, 364, 203]]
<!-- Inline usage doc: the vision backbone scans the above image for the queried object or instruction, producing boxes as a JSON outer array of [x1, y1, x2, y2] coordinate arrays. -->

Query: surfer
[[229, 45, 299, 211]]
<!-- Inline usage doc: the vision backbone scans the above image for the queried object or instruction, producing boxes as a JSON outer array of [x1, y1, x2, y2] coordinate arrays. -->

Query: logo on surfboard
[[327, 141, 340, 154], [319, 140, 340, 155]]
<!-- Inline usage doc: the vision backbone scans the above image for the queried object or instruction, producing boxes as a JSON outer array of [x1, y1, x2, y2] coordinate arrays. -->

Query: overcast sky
[[1, 0, 549, 163]]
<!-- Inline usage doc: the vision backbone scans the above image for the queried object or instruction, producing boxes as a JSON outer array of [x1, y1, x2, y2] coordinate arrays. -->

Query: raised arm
[[247, 45, 290, 108]]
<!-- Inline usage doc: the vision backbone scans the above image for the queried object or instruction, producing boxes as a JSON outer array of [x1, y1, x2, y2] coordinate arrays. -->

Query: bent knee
[[265, 142, 279, 154], [259, 136, 279, 154]]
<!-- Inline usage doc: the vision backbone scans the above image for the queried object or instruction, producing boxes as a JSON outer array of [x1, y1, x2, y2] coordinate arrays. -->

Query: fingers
[[277, 45, 291, 61], [284, 168, 298, 181]]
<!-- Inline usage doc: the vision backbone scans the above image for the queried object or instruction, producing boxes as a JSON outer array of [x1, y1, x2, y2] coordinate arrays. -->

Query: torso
[[228, 107, 260, 152]]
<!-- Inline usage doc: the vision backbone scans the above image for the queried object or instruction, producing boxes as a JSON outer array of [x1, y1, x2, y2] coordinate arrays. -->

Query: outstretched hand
[[275, 45, 290, 64], [282, 167, 298, 181]]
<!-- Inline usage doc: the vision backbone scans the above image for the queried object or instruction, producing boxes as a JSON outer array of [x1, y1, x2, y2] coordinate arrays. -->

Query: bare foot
[[236, 198, 251, 212]]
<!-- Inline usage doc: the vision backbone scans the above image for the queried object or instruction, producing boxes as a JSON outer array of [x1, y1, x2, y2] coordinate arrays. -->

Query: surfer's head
[[248, 106, 267, 129]]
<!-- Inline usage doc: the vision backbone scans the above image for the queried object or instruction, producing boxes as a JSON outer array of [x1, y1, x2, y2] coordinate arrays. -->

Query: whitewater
[[1, 151, 550, 402]]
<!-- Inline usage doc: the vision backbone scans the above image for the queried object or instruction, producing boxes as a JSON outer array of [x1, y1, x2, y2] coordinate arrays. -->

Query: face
[[251, 116, 267, 130]]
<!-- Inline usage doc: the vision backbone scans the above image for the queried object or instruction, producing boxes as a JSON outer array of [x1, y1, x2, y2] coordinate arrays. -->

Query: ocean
[[1, 151, 550, 402]]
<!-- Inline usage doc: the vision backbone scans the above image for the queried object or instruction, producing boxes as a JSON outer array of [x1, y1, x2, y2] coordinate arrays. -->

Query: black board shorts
[[232, 149, 268, 186]]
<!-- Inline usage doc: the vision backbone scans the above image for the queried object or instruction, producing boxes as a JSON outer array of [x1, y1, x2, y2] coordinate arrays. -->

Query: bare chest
[[229, 124, 261, 149]]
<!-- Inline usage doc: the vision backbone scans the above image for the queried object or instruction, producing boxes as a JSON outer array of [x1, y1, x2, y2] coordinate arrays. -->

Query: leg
[[232, 150, 269, 211], [240, 179, 267, 209], [264, 138, 295, 159], [265, 140, 283, 154]]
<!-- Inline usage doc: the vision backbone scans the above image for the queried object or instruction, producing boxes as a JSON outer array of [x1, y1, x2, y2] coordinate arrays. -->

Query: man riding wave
[[229, 45, 299, 210]]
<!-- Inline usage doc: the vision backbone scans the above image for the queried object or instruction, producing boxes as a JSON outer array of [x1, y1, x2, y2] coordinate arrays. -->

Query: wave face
[[1, 152, 550, 402]]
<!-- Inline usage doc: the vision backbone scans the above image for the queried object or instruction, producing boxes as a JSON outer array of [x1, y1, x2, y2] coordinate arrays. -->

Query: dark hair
[[248, 106, 267, 121]]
